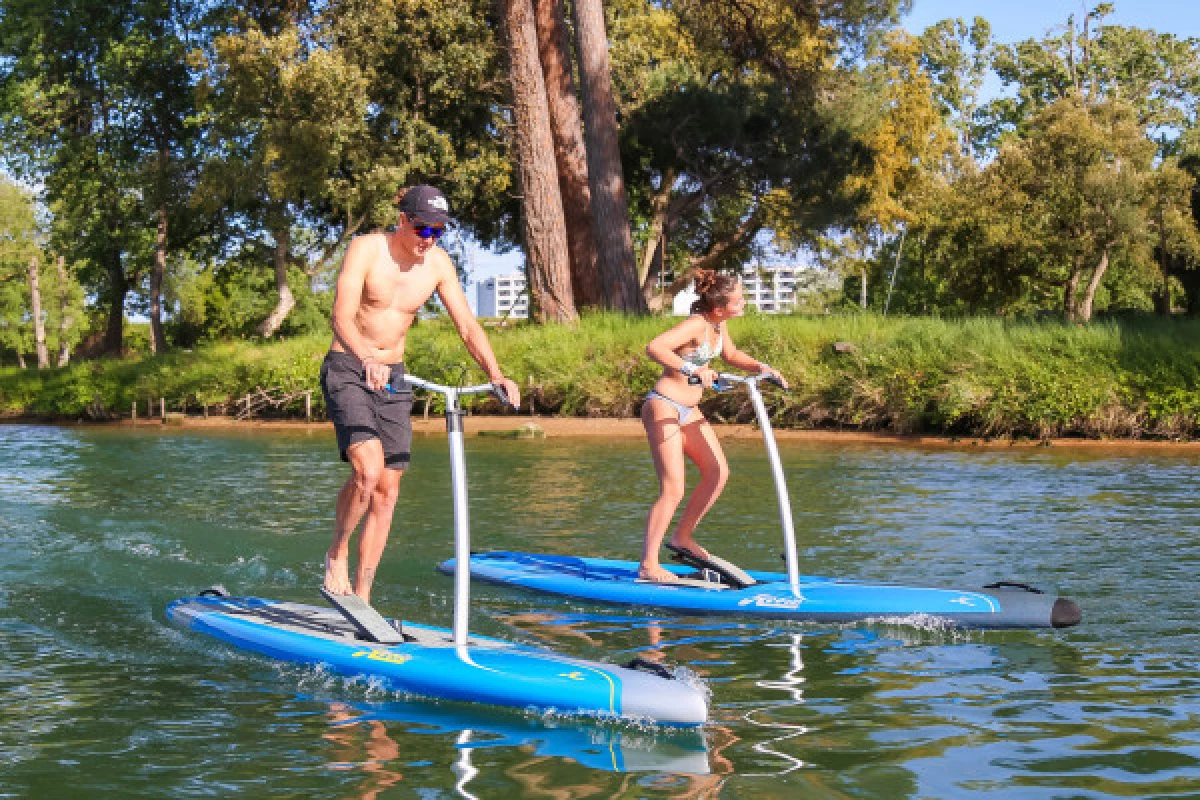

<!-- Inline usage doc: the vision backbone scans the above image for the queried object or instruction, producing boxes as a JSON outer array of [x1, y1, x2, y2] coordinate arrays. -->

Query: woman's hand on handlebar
[[694, 367, 718, 389], [758, 365, 788, 389]]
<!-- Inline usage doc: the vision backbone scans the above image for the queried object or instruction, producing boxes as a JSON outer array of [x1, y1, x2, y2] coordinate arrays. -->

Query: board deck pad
[[634, 575, 732, 590], [666, 544, 757, 588], [319, 587, 405, 644]]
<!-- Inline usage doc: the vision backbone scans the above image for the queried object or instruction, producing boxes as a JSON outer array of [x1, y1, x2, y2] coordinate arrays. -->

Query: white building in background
[[477, 272, 529, 319], [670, 264, 839, 315], [741, 265, 798, 313]]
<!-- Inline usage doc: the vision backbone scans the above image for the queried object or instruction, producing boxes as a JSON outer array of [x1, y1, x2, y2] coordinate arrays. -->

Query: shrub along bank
[[2, 313, 1199, 439]]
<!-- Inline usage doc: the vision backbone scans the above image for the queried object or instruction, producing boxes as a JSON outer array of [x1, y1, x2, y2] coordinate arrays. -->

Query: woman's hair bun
[[689, 268, 740, 314], [693, 268, 716, 294]]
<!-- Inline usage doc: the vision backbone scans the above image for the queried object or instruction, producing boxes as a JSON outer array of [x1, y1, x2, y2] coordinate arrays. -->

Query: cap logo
[[429, 196, 449, 211]]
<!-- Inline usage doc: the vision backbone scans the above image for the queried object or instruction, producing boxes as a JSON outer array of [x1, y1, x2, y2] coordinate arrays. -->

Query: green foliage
[[4, 313, 1200, 440], [0, 0, 205, 352], [0, 179, 37, 361], [989, 4, 1200, 141], [611, 0, 901, 277], [164, 248, 331, 345], [0, 178, 87, 365], [2, 0, 1200, 347], [879, 6, 1200, 320], [918, 17, 995, 157]]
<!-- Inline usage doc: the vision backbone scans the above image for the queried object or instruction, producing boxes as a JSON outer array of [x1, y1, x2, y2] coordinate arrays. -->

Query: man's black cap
[[398, 185, 453, 227]]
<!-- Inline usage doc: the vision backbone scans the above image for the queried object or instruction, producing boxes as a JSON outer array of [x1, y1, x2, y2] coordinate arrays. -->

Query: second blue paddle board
[[440, 552, 1081, 629]]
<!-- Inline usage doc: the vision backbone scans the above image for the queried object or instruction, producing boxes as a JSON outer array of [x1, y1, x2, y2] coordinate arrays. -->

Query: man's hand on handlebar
[[491, 376, 522, 410], [364, 359, 391, 392]]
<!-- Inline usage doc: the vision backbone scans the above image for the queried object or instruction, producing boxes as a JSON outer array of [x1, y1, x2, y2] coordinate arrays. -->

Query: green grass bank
[[3, 313, 1199, 439]]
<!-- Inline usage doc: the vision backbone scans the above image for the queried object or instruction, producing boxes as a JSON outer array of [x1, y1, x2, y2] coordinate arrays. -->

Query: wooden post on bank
[[160, 398, 165, 418], [305, 391, 311, 420], [131, 402, 136, 422]]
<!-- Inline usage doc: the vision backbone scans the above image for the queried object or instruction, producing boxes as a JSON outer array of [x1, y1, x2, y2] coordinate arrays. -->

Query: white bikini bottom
[[645, 390, 697, 425]]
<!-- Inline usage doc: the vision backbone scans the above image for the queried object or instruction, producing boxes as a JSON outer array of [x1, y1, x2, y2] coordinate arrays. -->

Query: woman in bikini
[[639, 269, 788, 583]]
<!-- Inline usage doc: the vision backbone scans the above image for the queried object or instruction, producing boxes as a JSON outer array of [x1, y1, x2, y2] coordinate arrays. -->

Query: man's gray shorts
[[319, 351, 414, 469]]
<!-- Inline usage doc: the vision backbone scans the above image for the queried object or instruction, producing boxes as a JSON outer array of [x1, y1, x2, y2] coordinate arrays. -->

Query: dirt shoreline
[[6, 413, 1200, 451]]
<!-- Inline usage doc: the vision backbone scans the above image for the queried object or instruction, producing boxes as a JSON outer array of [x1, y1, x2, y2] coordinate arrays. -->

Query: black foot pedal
[[665, 544, 757, 589], [319, 588, 405, 644]]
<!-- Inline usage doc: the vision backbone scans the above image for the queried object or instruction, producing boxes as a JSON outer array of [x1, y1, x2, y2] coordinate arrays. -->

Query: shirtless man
[[319, 184, 520, 603]]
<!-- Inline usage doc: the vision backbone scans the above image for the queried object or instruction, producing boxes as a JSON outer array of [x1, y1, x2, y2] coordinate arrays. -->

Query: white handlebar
[[401, 376, 496, 395]]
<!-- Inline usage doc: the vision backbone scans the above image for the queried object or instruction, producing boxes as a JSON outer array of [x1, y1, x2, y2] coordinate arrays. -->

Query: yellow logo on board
[[558, 671, 585, 680], [352, 649, 412, 665]]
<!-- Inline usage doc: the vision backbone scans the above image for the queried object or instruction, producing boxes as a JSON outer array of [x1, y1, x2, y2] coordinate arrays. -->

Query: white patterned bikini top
[[681, 322, 723, 367]]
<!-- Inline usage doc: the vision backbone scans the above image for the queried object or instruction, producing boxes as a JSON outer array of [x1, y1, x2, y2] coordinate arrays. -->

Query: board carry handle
[[625, 657, 675, 680]]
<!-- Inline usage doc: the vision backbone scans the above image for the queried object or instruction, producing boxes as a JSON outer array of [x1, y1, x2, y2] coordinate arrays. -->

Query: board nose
[[1051, 597, 1083, 628]]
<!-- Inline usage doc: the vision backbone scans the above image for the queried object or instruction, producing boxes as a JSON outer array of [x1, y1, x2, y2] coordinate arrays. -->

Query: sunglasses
[[411, 225, 445, 241]]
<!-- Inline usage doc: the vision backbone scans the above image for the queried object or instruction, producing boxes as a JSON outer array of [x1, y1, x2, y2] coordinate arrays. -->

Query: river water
[[1, 423, 1198, 798]]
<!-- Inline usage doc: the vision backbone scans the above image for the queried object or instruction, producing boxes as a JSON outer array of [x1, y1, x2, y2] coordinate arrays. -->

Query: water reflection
[[744, 633, 809, 776], [318, 696, 712, 797], [452, 730, 479, 800], [323, 702, 404, 799], [4, 425, 1200, 798]]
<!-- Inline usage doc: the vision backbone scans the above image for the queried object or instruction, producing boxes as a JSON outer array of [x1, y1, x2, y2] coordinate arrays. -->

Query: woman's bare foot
[[668, 538, 711, 561], [638, 563, 679, 583], [324, 551, 353, 595]]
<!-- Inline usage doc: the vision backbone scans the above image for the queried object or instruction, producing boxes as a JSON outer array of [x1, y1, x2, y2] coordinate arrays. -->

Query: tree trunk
[[859, 266, 868, 309], [1154, 272, 1172, 316], [149, 206, 168, 354], [572, 0, 645, 312], [643, 236, 666, 311], [103, 249, 125, 355], [1063, 259, 1083, 321], [639, 168, 676, 305], [1155, 222, 1172, 316], [54, 255, 71, 367], [502, 0, 578, 323], [28, 252, 49, 369], [258, 226, 296, 338], [534, 0, 603, 310], [1078, 247, 1110, 323], [16, 351, 26, 368]]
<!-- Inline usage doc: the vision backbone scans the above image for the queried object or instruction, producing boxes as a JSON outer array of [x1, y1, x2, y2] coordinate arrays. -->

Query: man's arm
[[331, 236, 390, 390], [435, 255, 522, 407]]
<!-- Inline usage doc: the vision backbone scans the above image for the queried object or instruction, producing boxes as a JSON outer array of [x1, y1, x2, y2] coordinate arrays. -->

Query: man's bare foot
[[324, 551, 353, 595], [354, 566, 376, 605], [669, 538, 711, 561], [638, 563, 679, 583]]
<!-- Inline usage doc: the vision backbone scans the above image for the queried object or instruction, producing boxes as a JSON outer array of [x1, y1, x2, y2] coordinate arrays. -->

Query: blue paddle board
[[166, 594, 707, 726], [440, 552, 1082, 629]]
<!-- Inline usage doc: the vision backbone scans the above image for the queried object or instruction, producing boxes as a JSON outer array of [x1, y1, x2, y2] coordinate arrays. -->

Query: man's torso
[[332, 233, 445, 363]]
